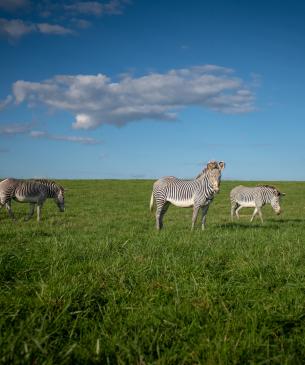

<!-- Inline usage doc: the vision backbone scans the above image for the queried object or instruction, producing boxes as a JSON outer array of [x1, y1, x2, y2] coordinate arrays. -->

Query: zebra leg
[[257, 208, 264, 223], [5, 201, 15, 221], [231, 203, 238, 221], [36, 203, 43, 222], [235, 205, 243, 219], [0, 203, 5, 219], [25, 203, 35, 221], [250, 208, 258, 222], [155, 202, 169, 230], [191, 205, 200, 230], [201, 205, 210, 230]]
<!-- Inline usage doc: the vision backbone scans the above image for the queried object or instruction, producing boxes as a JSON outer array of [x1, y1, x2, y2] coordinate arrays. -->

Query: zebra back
[[32, 179, 64, 198], [231, 185, 283, 205], [154, 160, 224, 203], [256, 184, 281, 197]]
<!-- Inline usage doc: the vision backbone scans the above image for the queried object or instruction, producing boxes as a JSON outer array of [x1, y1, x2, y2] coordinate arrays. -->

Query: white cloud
[[250, 72, 262, 88], [64, 1, 104, 16], [0, 122, 33, 135], [0, 95, 13, 110], [11, 65, 256, 130], [37, 23, 74, 35], [29, 130, 46, 138], [29, 130, 101, 145], [64, 0, 129, 16], [0, 18, 35, 39], [102, 0, 130, 15], [75, 114, 95, 129], [71, 18, 91, 29], [0, 0, 30, 12], [0, 1, 131, 41], [0, 18, 73, 39], [0, 122, 99, 145]]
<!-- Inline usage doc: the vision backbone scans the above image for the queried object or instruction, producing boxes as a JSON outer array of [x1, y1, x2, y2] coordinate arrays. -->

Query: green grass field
[[1, 180, 305, 364]]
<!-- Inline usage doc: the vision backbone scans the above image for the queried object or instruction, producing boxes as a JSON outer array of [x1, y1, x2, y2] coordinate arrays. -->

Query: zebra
[[0, 178, 65, 221], [230, 185, 285, 223], [150, 161, 225, 230]]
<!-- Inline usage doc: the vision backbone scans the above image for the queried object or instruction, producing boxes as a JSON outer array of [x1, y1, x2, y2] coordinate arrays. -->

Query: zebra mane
[[195, 161, 220, 179], [195, 169, 207, 179], [33, 179, 64, 193], [256, 184, 281, 196]]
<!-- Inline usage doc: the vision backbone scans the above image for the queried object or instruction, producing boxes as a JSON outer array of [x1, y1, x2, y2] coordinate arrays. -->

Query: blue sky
[[0, 0, 304, 180]]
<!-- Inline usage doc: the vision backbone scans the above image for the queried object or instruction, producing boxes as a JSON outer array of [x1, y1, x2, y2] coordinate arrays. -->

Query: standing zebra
[[0, 178, 65, 221], [230, 185, 285, 223], [150, 161, 225, 230]]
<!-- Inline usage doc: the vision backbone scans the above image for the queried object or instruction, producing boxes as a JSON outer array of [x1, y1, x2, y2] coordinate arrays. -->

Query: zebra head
[[55, 185, 65, 212], [269, 187, 285, 215], [206, 160, 225, 193]]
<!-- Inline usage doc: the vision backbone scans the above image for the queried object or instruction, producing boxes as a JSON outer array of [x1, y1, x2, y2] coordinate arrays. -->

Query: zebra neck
[[46, 186, 58, 198], [199, 175, 215, 198], [262, 190, 273, 203]]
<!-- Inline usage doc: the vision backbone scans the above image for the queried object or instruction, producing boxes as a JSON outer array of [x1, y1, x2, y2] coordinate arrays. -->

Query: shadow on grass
[[216, 218, 305, 230], [268, 218, 305, 223], [271, 313, 305, 336], [216, 222, 271, 230]]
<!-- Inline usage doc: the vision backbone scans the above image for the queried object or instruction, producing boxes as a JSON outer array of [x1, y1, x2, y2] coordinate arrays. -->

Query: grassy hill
[[1, 180, 305, 364]]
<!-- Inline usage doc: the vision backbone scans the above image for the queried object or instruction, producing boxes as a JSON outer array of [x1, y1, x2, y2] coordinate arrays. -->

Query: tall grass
[[1, 180, 305, 364]]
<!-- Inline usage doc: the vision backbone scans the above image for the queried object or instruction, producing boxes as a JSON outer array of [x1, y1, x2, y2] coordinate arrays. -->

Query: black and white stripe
[[230, 185, 285, 223], [150, 161, 225, 230], [0, 178, 65, 221]]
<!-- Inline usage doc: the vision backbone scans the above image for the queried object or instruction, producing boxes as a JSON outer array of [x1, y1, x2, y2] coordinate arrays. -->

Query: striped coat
[[150, 161, 225, 230], [230, 185, 285, 223], [0, 178, 65, 221]]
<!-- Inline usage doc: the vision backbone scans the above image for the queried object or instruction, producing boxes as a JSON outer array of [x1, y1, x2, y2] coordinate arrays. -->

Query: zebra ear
[[218, 161, 225, 170]]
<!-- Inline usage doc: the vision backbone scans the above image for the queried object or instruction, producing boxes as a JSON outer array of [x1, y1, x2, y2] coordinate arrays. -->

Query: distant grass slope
[[1, 180, 305, 364]]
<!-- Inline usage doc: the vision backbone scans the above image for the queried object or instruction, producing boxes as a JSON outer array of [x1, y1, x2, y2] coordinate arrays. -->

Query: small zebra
[[150, 161, 225, 230], [230, 185, 285, 223], [0, 178, 65, 221]]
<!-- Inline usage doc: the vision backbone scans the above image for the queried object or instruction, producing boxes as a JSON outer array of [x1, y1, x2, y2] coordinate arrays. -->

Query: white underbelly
[[237, 201, 256, 208], [14, 194, 39, 203], [168, 198, 194, 208]]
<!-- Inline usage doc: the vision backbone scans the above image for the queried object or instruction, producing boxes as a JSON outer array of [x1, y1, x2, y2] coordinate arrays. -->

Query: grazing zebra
[[230, 185, 285, 223], [0, 178, 65, 221], [150, 161, 225, 230]]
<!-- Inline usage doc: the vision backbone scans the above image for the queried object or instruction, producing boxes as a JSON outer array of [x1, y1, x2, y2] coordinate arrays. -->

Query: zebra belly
[[236, 200, 256, 208], [167, 198, 194, 207], [14, 194, 39, 203]]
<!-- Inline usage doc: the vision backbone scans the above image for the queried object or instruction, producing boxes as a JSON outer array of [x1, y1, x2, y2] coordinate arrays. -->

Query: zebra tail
[[150, 192, 154, 212]]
